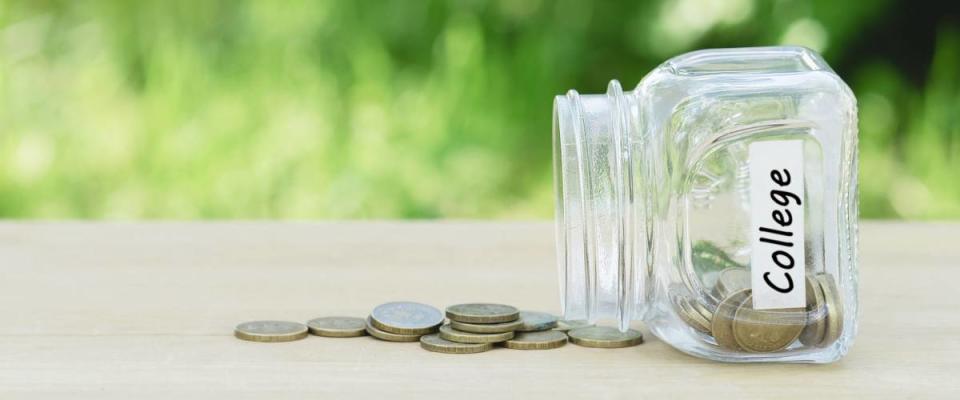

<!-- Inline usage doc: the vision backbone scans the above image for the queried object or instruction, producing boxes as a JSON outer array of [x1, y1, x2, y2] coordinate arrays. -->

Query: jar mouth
[[552, 96, 568, 317], [552, 92, 582, 322], [552, 82, 645, 330]]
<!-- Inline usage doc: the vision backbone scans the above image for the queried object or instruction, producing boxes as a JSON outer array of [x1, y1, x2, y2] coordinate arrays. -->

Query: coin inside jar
[[732, 295, 806, 353], [798, 276, 827, 346], [710, 289, 751, 350], [675, 297, 711, 334], [815, 273, 844, 346], [713, 268, 751, 300], [689, 300, 714, 322]]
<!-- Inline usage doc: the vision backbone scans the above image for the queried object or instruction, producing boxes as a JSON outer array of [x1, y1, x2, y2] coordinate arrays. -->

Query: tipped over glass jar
[[552, 46, 858, 363]]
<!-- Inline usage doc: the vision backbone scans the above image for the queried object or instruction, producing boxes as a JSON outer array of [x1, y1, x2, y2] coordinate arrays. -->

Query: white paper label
[[749, 140, 805, 310]]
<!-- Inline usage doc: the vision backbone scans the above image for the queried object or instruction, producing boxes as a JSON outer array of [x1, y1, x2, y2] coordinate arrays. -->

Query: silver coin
[[370, 301, 444, 335]]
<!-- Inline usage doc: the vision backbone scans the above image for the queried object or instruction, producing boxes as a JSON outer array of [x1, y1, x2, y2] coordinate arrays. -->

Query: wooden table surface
[[0, 222, 957, 398]]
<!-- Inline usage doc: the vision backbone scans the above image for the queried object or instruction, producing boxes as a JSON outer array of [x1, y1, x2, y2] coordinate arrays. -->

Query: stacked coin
[[501, 311, 567, 350], [427, 304, 568, 352], [435, 303, 516, 353], [365, 301, 444, 342], [673, 271, 844, 352], [712, 268, 750, 300]]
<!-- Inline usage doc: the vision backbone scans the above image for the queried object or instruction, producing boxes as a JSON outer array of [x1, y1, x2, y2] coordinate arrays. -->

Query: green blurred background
[[0, 0, 957, 219]]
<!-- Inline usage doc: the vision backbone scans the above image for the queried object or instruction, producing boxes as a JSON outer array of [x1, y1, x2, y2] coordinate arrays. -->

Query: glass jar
[[552, 46, 858, 363]]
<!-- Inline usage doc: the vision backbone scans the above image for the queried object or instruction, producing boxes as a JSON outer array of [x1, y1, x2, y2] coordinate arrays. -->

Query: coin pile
[[429, 304, 566, 353], [436, 303, 567, 351], [235, 301, 644, 353], [675, 270, 844, 352]]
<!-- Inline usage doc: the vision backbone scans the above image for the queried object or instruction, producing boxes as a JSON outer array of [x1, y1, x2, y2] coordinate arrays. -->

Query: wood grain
[[0, 222, 956, 398]]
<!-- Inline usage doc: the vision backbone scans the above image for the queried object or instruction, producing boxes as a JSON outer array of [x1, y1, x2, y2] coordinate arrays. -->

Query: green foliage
[[0, 0, 956, 219]]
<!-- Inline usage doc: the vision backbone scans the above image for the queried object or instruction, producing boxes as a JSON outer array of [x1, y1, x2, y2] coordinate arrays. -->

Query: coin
[[234, 320, 308, 343], [798, 276, 827, 346], [713, 268, 750, 299], [689, 300, 714, 322], [446, 303, 519, 323], [516, 311, 558, 332], [710, 289, 750, 350], [365, 317, 423, 342], [503, 330, 568, 350], [450, 319, 522, 334], [555, 319, 592, 332], [816, 273, 844, 346], [439, 324, 514, 344], [675, 297, 711, 334], [419, 333, 493, 354], [567, 326, 643, 348], [306, 316, 367, 338], [370, 301, 444, 335], [732, 295, 806, 353]]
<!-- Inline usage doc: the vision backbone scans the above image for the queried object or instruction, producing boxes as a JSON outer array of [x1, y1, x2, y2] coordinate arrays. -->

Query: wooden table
[[0, 222, 956, 398]]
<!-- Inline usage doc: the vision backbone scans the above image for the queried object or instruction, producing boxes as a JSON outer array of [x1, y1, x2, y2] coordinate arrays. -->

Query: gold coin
[[555, 319, 592, 332], [419, 333, 492, 354], [445, 303, 519, 323], [713, 268, 750, 300], [306, 316, 367, 338], [517, 311, 558, 332], [799, 276, 827, 346], [732, 295, 806, 353], [503, 330, 568, 350], [450, 319, 523, 334], [439, 324, 514, 344], [710, 289, 750, 350], [365, 317, 422, 342], [567, 326, 643, 348], [816, 273, 844, 346], [675, 297, 711, 334], [234, 320, 308, 343], [690, 300, 714, 322], [370, 301, 444, 335]]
